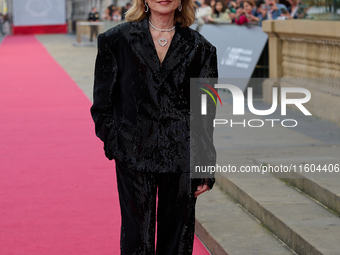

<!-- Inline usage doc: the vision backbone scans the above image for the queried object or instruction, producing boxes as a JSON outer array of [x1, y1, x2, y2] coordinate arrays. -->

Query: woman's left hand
[[194, 184, 210, 197]]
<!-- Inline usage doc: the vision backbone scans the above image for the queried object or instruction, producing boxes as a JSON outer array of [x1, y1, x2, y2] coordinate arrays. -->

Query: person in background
[[104, 4, 114, 20], [196, 0, 213, 23], [279, 0, 291, 8], [235, 0, 244, 8], [112, 6, 122, 21], [193, 0, 202, 8], [224, 0, 237, 19], [243, 1, 260, 22], [210, 0, 216, 12], [233, 6, 247, 25], [121, 2, 132, 20], [0, 13, 4, 36], [287, 0, 305, 18], [88, 7, 100, 42], [255, 0, 265, 18], [206, 0, 232, 23], [224, 0, 237, 12], [259, 0, 288, 23]]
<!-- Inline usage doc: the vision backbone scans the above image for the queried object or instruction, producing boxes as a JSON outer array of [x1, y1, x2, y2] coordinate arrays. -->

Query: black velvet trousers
[[115, 161, 200, 255]]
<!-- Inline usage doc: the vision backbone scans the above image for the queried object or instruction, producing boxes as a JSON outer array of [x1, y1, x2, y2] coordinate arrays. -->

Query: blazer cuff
[[200, 177, 215, 190]]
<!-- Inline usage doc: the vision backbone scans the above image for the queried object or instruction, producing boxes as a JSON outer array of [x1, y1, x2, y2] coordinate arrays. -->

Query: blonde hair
[[125, 0, 196, 27]]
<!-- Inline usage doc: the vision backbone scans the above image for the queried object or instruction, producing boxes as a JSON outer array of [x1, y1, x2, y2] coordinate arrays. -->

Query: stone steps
[[255, 147, 340, 216], [195, 183, 296, 255], [211, 148, 340, 255], [203, 94, 340, 254]]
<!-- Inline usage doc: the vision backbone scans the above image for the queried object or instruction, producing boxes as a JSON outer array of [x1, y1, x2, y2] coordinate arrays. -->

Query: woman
[[90, 0, 218, 253], [243, 1, 260, 22], [104, 4, 115, 20], [234, 1, 258, 25], [210, 0, 216, 12], [233, 6, 247, 25], [112, 6, 122, 21], [196, 0, 213, 23], [207, 0, 231, 23]]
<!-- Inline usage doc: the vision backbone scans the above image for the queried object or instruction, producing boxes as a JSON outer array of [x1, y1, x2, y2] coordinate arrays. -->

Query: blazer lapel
[[160, 23, 196, 84], [129, 17, 161, 77], [129, 16, 196, 84]]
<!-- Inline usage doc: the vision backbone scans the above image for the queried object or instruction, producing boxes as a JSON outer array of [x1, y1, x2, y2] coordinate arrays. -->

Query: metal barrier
[[199, 24, 268, 90]]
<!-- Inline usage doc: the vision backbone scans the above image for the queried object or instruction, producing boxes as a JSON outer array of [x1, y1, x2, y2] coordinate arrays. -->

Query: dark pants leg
[[115, 162, 199, 255], [155, 173, 198, 255], [115, 161, 157, 255]]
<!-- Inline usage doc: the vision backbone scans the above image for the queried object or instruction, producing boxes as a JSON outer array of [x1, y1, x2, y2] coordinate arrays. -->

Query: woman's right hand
[[194, 184, 210, 197]]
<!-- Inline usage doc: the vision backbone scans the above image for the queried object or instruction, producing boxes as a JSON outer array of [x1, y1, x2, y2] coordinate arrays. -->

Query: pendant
[[158, 38, 167, 47]]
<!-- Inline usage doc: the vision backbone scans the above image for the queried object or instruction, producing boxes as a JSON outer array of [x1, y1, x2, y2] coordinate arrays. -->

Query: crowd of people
[[99, 0, 306, 26], [104, 2, 132, 21], [195, 0, 307, 26]]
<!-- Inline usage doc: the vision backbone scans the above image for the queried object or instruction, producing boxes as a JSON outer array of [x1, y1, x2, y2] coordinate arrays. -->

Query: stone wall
[[262, 20, 340, 126]]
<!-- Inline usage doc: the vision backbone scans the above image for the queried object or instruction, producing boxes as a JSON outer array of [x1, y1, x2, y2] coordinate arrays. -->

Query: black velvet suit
[[90, 16, 218, 255]]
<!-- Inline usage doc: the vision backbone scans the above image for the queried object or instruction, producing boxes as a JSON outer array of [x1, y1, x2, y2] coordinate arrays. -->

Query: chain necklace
[[148, 20, 175, 47]]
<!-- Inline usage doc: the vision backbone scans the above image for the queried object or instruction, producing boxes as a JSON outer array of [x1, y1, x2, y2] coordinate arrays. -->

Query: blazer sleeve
[[198, 45, 218, 190], [90, 33, 119, 160]]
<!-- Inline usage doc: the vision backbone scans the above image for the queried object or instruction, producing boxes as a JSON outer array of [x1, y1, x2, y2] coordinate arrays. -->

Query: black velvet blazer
[[90, 16, 218, 188]]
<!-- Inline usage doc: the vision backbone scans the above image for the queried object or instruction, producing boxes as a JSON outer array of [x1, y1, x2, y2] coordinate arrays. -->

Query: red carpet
[[0, 35, 210, 255]]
